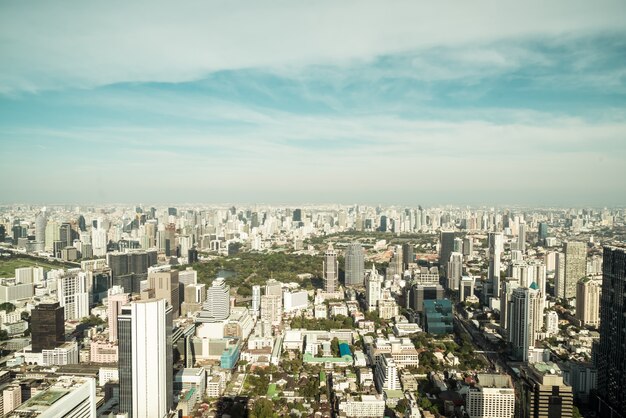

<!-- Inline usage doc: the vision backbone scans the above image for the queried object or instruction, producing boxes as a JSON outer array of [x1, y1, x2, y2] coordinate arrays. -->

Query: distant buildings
[[344, 242, 365, 287], [323, 244, 339, 293]]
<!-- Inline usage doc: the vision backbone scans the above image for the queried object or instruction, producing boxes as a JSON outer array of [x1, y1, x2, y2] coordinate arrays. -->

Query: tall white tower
[[118, 299, 173, 418], [323, 244, 339, 293]]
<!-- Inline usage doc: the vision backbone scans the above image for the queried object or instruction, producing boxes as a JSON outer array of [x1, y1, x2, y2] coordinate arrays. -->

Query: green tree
[[331, 337, 340, 357], [0, 302, 16, 313], [250, 398, 277, 418]]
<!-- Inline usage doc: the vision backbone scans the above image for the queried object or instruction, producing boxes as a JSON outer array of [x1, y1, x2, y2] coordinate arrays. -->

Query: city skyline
[[2, 1, 626, 204]]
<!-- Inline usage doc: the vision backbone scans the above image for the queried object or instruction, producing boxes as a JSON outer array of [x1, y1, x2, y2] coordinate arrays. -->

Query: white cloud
[[0, 0, 624, 93]]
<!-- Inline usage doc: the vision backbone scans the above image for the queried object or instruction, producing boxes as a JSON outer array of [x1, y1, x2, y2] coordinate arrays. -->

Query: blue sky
[[1, 1, 625, 205]]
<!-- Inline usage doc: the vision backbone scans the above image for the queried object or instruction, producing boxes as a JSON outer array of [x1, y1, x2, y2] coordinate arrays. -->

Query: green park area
[[0, 255, 73, 278]]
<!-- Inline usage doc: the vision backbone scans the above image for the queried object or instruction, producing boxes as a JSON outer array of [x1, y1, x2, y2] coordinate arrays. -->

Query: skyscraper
[[118, 299, 173, 418], [107, 286, 129, 342], [508, 285, 541, 362], [402, 242, 414, 269], [575, 278, 601, 327], [201, 278, 230, 321], [446, 252, 463, 291], [564, 241, 586, 299], [488, 232, 504, 300], [31, 302, 65, 353], [252, 285, 261, 315], [439, 231, 455, 271], [147, 269, 180, 318], [344, 242, 365, 287], [538, 222, 548, 244], [366, 265, 382, 312], [323, 244, 339, 293], [596, 246, 626, 418], [521, 362, 573, 418], [518, 221, 527, 253]]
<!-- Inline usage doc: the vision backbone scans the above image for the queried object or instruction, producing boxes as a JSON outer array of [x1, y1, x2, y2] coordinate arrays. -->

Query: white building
[[375, 353, 400, 391], [366, 265, 382, 312], [13, 376, 96, 418], [118, 299, 173, 418], [466, 374, 515, 418], [283, 290, 308, 312], [338, 394, 385, 417], [56, 270, 90, 320], [198, 278, 230, 322]]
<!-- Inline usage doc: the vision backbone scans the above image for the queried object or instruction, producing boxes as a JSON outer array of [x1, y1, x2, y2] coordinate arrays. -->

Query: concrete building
[[107, 286, 129, 342], [575, 278, 601, 327], [466, 374, 515, 418], [564, 241, 586, 299], [12, 376, 96, 418], [345, 242, 365, 287], [521, 362, 573, 418], [323, 244, 339, 293], [260, 294, 282, 325], [118, 299, 173, 418], [508, 285, 542, 362], [147, 269, 180, 318]]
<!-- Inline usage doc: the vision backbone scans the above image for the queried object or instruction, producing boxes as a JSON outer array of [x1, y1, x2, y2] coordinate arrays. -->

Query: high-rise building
[[538, 222, 548, 244], [564, 241, 586, 299], [57, 271, 90, 320], [323, 244, 339, 293], [366, 265, 382, 312], [596, 246, 626, 418], [439, 231, 455, 271], [575, 278, 601, 327], [202, 278, 230, 321], [508, 284, 541, 362], [466, 374, 515, 418], [31, 302, 65, 353], [107, 286, 130, 342], [34, 211, 46, 251], [446, 252, 463, 291], [488, 232, 504, 300], [345, 242, 365, 287], [118, 299, 173, 418], [252, 285, 261, 315], [518, 221, 527, 253], [260, 294, 282, 325], [147, 269, 180, 318], [554, 252, 566, 299], [520, 362, 573, 418]]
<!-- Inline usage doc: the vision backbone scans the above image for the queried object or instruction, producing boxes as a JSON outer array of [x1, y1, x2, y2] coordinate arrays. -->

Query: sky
[[1, 1, 625, 206]]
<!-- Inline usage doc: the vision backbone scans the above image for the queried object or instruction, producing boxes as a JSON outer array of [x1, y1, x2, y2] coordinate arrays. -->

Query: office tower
[[500, 278, 520, 337], [466, 374, 515, 418], [118, 299, 173, 418], [518, 221, 527, 253], [345, 242, 365, 286], [575, 278, 601, 327], [260, 294, 282, 325], [57, 271, 90, 320], [35, 211, 46, 249], [453, 237, 463, 253], [59, 222, 73, 248], [460, 276, 475, 301], [564, 242, 586, 299], [508, 285, 541, 362], [203, 278, 230, 321], [446, 252, 463, 291], [252, 285, 261, 314], [402, 243, 414, 269], [147, 270, 180, 318], [77, 214, 87, 231], [538, 222, 548, 244], [378, 216, 387, 232], [366, 265, 382, 312], [108, 286, 130, 342], [596, 246, 626, 418], [265, 279, 282, 297], [439, 231, 455, 271], [188, 247, 199, 264], [463, 237, 474, 258], [44, 220, 60, 251], [31, 302, 65, 353], [488, 232, 504, 300], [554, 252, 566, 298], [323, 244, 339, 293], [167, 207, 177, 216], [521, 362, 573, 418], [411, 284, 444, 313], [392, 245, 403, 275], [292, 208, 302, 222]]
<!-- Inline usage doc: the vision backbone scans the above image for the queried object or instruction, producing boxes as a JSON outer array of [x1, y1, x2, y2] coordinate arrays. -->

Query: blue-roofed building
[[339, 342, 351, 358], [423, 299, 453, 335], [220, 344, 240, 369]]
